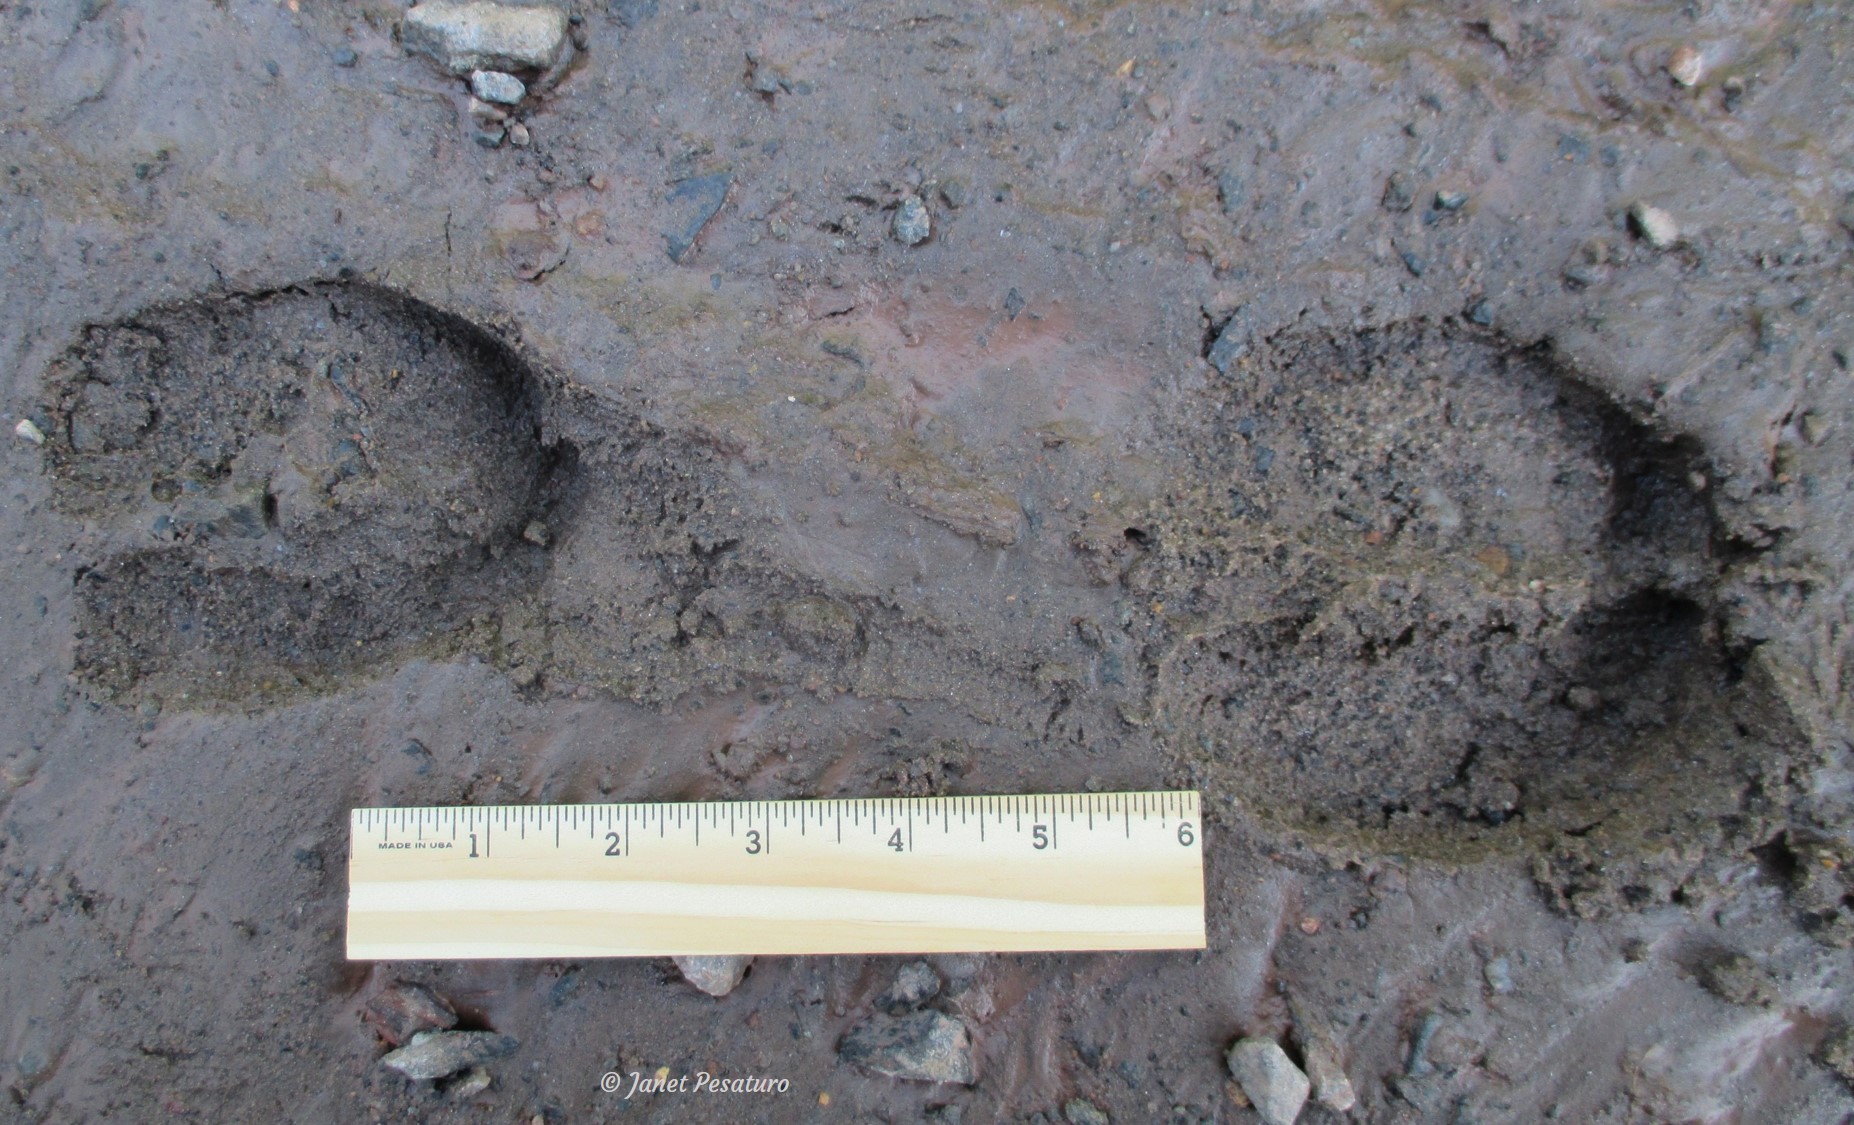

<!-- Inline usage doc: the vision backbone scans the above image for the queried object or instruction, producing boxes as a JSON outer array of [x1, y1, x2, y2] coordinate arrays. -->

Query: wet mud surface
[[3, 0, 1854, 1122]]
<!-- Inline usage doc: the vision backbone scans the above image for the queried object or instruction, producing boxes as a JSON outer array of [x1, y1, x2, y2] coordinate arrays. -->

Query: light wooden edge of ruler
[[347, 791, 1206, 960]]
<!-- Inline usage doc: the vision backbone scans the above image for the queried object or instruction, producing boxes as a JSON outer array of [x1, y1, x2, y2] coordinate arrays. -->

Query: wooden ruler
[[347, 792, 1205, 959]]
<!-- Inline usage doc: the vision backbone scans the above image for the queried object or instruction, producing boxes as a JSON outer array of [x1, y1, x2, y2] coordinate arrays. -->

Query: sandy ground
[[3, 0, 1854, 1121]]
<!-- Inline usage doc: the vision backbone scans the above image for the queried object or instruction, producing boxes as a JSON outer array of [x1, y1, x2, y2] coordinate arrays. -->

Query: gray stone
[[381, 1030, 518, 1081], [1404, 1011, 1443, 1076], [1628, 201, 1680, 249], [879, 961, 942, 1012], [745, 51, 789, 96], [673, 954, 750, 997], [331, 46, 359, 68], [663, 173, 731, 262], [1565, 685, 1602, 713], [1217, 168, 1246, 216], [1483, 954, 1516, 994], [1225, 1038, 1309, 1125], [470, 69, 526, 105], [468, 96, 508, 125], [403, 1, 571, 77], [1206, 308, 1251, 374], [839, 1009, 974, 1084], [1287, 996, 1356, 1113], [449, 1066, 493, 1098], [1302, 1036, 1355, 1113], [363, 980, 458, 1047], [1065, 1097, 1110, 1125], [894, 193, 931, 245], [1381, 171, 1415, 212]]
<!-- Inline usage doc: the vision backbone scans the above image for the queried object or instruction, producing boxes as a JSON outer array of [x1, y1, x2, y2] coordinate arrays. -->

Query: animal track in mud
[[1143, 320, 1800, 859], [39, 283, 990, 717], [43, 283, 575, 702]]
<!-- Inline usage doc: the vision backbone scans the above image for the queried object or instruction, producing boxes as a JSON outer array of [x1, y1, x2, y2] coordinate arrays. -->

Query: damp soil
[[3, 1, 1854, 1123]]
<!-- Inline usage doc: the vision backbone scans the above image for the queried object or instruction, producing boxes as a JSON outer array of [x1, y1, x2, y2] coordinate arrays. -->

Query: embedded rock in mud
[[1145, 321, 1801, 868], [403, 1, 571, 77], [839, 1009, 975, 1085], [363, 981, 460, 1048], [672, 954, 750, 997], [380, 1030, 519, 1082], [1225, 1037, 1310, 1125], [42, 283, 571, 703]]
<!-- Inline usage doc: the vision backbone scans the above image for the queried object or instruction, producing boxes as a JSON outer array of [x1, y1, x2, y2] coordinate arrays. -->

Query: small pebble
[[1484, 955, 1516, 994], [1225, 1038, 1310, 1125], [468, 96, 507, 125], [1434, 189, 1469, 211], [332, 46, 359, 68], [508, 122, 531, 147], [14, 419, 45, 445], [1405, 1011, 1443, 1077], [1064, 1097, 1110, 1125], [1667, 45, 1704, 88], [838, 1009, 974, 1084], [1628, 201, 1680, 248], [880, 961, 943, 1012], [363, 981, 459, 1047], [470, 69, 526, 105], [449, 1067, 492, 1098], [1799, 412, 1829, 445], [381, 1030, 518, 1081], [403, 0, 571, 76], [893, 194, 931, 245], [1302, 1036, 1355, 1113], [673, 954, 750, 997], [1566, 685, 1603, 713]]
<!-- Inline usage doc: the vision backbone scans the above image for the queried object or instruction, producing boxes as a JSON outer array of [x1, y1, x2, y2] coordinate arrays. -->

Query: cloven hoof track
[[44, 283, 574, 702], [1145, 321, 1800, 857]]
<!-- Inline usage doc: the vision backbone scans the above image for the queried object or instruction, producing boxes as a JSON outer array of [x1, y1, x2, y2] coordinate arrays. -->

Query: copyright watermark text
[[600, 1068, 790, 1098]]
